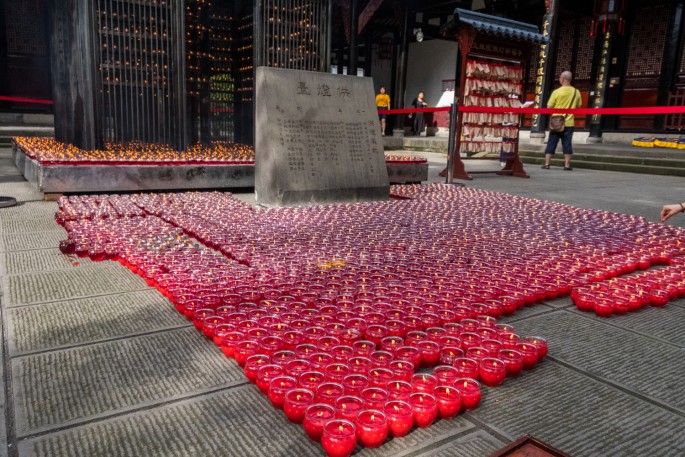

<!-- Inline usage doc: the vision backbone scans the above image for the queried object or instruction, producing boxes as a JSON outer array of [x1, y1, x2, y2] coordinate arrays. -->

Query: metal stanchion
[[445, 100, 463, 186]]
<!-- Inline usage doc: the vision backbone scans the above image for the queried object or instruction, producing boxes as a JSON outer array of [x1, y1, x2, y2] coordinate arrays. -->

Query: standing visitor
[[375, 86, 391, 136], [411, 92, 428, 136], [541, 71, 582, 171]]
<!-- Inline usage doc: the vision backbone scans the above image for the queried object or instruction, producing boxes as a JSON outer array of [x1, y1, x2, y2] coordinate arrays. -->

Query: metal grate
[[96, 0, 187, 149], [625, 3, 669, 77], [665, 89, 685, 131]]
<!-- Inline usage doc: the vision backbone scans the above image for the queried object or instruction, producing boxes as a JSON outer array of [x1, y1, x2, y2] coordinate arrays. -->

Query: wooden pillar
[[530, 0, 560, 140], [349, 0, 359, 74], [393, 3, 410, 133], [588, 27, 615, 140], [655, 0, 685, 130], [50, 0, 102, 150]]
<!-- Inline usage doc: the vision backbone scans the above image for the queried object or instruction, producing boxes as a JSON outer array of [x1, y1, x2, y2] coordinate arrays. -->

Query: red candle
[[443, 322, 464, 337], [283, 388, 315, 423], [433, 385, 462, 419], [498, 349, 523, 377], [368, 368, 394, 388], [404, 330, 428, 347], [360, 387, 389, 410], [304, 403, 336, 442], [321, 419, 357, 457], [453, 357, 479, 379], [454, 378, 481, 410], [411, 373, 437, 393], [298, 370, 326, 394], [257, 335, 284, 356], [479, 358, 507, 387], [481, 339, 503, 357], [417, 340, 441, 367], [380, 336, 404, 354], [234, 340, 259, 367], [268, 375, 297, 409], [256, 364, 284, 395], [348, 356, 373, 374], [325, 363, 351, 383], [433, 365, 459, 386], [465, 347, 490, 365], [383, 400, 413, 437], [394, 346, 422, 368], [310, 352, 335, 372], [365, 324, 389, 347], [499, 332, 521, 350], [316, 382, 346, 406], [212, 323, 236, 347], [386, 380, 413, 401], [388, 360, 414, 382], [331, 345, 355, 363], [352, 340, 375, 357], [202, 315, 224, 339], [523, 336, 548, 359], [355, 410, 388, 448], [334, 395, 365, 422], [243, 354, 271, 384], [342, 374, 369, 396], [220, 331, 244, 358], [369, 350, 394, 368], [460, 332, 482, 351], [439, 346, 464, 366], [515, 342, 539, 369], [409, 392, 438, 428]]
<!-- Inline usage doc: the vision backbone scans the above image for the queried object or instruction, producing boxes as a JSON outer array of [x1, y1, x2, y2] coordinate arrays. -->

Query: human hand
[[660, 203, 683, 222]]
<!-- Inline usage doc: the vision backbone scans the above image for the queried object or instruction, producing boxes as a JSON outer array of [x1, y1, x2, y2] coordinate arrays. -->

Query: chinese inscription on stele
[[255, 67, 389, 207]]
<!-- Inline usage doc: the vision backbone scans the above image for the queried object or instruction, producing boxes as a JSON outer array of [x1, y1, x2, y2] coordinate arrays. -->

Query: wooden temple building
[[0, 0, 684, 149]]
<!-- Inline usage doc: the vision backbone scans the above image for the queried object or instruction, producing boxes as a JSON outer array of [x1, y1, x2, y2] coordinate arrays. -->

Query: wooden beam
[[359, 0, 385, 34]]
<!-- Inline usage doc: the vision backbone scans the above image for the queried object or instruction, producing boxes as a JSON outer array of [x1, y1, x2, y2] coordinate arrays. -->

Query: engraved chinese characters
[[255, 67, 389, 207]]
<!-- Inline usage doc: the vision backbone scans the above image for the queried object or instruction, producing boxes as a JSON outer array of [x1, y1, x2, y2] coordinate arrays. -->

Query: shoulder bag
[[549, 89, 578, 133]]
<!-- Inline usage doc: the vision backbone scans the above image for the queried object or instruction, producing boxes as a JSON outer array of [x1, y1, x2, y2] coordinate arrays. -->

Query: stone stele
[[255, 67, 390, 207]]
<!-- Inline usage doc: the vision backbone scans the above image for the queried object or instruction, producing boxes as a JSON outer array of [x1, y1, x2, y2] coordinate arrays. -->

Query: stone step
[[520, 155, 685, 177], [519, 150, 685, 169]]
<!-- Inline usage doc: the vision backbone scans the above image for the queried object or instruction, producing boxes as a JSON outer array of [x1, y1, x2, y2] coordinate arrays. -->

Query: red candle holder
[[294, 344, 318, 360], [310, 352, 335, 372], [523, 336, 548, 359], [335, 395, 365, 422], [479, 357, 507, 387], [380, 336, 404, 354], [433, 385, 462, 419], [411, 373, 437, 393], [321, 419, 357, 457], [481, 339, 503, 357], [453, 357, 480, 380], [213, 323, 236, 347], [355, 409, 388, 448], [352, 340, 375, 357], [284, 388, 315, 424], [516, 342, 539, 370], [460, 332, 482, 351], [386, 380, 413, 401], [417, 340, 441, 367], [220, 331, 245, 358], [453, 378, 481, 410], [348, 356, 373, 375], [285, 358, 312, 378], [325, 363, 351, 384], [433, 365, 459, 386], [271, 349, 297, 367], [367, 367, 394, 388], [499, 332, 521, 350], [268, 375, 298, 409], [369, 350, 394, 368], [331, 345, 355, 363], [408, 392, 438, 428], [388, 360, 414, 382], [342, 373, 369, 396], [394, 346, 422, 368], [439, 346, 464, 366], [304, 403, 336, 442], [383, 400, 414, 437], [244, 354, 271, 384], [316, 382, 346, 406], [498, 349, 524, 377], [298, 370, 326, 394], [234, 340, 259, 367], [465, 347, 490, 364], [360, 387, 389, 410], [404, 330, 428, 347]]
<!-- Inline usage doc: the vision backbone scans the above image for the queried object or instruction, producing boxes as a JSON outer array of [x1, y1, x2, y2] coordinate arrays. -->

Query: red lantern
[[591, 0, 626, 37]]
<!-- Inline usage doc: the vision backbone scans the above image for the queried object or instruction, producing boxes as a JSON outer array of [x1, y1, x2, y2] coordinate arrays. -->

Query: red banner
[[0, 95, 54, 105]]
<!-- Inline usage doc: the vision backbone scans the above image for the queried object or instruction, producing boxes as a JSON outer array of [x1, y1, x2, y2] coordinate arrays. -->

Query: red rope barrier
[[381, 105, 685, 116], [0, 95, 53, 105]]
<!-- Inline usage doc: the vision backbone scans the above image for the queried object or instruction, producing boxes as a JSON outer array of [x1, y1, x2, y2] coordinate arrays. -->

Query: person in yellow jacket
[[542, 71, 582, 171], [375, 86, 391, 136]]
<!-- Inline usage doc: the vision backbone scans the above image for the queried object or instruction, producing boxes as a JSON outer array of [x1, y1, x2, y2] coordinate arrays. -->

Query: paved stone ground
[[1, 146, 684, 457]]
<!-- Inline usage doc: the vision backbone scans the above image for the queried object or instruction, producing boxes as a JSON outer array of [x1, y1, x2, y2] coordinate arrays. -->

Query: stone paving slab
[[7, 290, 188, 355], [497, 303, 556, 325], [568, 299, 685, 348], [0, 219, 63, 234], [18, 385, 320, 457], [1, 231, 64, 252], [0, 201, 58, 221], [12, 327, 244, 437], [471, 361, 685, 457], [413, 430, 506, 457], [511, 310, 685, 412], [4, 249, 95, 275], [0, 182, 43, 203], [5, 263, 148, 306]]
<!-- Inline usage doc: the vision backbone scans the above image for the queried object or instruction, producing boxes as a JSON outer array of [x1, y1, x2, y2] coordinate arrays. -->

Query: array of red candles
[[13, 137, 425, 166], [55, 184, 684, 456]]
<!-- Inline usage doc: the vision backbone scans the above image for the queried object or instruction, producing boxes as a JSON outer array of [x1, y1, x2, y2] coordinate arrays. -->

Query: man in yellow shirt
[[542, 71, 582, 170], [375, 86, 391, 136]]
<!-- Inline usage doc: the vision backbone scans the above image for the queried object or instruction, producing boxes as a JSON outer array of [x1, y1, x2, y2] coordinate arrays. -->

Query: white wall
[[404, 39, 458, 108]]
